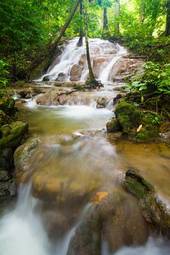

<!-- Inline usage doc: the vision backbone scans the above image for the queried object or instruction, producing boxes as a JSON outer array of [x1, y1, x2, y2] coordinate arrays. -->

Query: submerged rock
[[123, 169, 170, 237]]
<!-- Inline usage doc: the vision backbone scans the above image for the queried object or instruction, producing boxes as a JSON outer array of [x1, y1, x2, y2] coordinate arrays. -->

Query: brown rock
[[70, 65, 83, 81]]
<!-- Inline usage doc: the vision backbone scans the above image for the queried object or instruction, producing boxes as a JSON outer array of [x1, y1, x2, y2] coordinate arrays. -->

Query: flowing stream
[[1, 38, 170, 255]]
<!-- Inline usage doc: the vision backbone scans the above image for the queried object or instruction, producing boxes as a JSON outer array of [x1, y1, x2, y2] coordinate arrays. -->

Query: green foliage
[[0, 60, 9, 90], [0, 0, 169, 82], [128, 61, 170, 96]]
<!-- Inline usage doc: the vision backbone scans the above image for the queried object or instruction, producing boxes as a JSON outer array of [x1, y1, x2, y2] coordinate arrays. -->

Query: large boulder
[[115, 100, 141, 134], [67, 189, 148, 255]]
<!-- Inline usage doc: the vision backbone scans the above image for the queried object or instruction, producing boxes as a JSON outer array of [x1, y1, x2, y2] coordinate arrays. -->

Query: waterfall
[[39, 38, 128, 83]]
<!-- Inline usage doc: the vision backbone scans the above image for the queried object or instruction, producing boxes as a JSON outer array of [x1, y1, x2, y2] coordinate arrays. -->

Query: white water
[[56, 105, 112, 119], [0, 184, 169, 255], [0, 184, 49, 255], [0, 184, 92, 255], [99, 44, 127, 83], [0, 184, 78, 255], [102, 238, 170, 255], [39, 38, 127, 84]]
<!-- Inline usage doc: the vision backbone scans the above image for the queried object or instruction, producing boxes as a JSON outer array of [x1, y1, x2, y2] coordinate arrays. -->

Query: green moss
[[135, 111, 161, 141], [0, 121, 28, 149], [115, 100, 141, 134], [124, 170, 154, 199], [124, 178, 147, 199]]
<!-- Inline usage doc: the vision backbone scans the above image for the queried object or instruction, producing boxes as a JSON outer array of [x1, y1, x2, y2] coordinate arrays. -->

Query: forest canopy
[[0, 0, 169, 82]]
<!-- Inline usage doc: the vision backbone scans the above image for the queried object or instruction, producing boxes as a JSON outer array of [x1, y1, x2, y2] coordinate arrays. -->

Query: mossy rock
[[107, 100, 162, 142], [123, 169, 154, 199], [0, 121, 28, 149], [115, 100, 141, 134], [123, 169, 170, 237]]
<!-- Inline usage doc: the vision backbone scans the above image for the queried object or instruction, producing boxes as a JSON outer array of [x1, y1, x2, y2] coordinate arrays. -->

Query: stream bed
[[0, 38, 170, 254], [0, 102, 170, 255]]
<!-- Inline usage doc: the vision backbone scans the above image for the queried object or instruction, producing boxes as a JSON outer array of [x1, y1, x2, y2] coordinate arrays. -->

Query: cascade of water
[[39, 38, 128, 84], [0, 184, 92, 255], [99, 44, 127, 83], [0, 184, 50, 255]]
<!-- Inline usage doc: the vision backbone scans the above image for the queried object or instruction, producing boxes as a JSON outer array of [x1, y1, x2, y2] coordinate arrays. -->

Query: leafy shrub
[[0, 59, 9, 98], [128, 61, 170, 97]]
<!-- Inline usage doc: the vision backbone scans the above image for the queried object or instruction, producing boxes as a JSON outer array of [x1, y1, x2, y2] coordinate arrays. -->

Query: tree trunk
[[28, 0, 80, 78], [52, 0, 80, 45], [114, 0, 120, 35], [166, 0, 170, 36], [77, 0, 84, 47], [103, 7, 108, 31], [83, 1, 98, 87]]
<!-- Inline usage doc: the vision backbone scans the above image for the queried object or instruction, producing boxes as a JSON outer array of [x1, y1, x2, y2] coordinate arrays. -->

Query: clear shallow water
[[1, 103, 170, 255], [18, 104, 113, 135]]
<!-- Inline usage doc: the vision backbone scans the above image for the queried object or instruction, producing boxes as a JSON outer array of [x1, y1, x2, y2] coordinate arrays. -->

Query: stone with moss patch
[[115, 100, 141, 134], [107, 99, 162, 142], [123, 169, 170, 237], [0, 121, 28, 149]]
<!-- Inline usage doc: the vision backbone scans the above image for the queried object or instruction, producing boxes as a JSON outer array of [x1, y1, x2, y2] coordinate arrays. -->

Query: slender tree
[[103, 7, 109, 31], [77, 0, 84, 47], [83, 0, 101, 88]]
